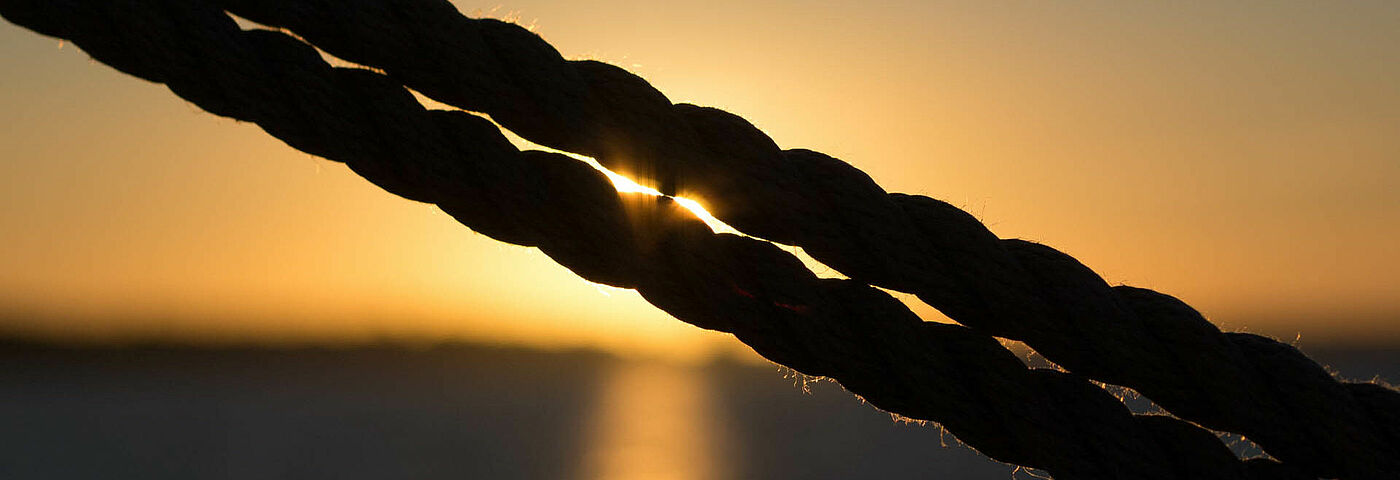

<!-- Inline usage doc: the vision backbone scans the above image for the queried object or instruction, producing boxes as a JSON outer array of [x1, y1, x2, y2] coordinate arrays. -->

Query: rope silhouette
[[2, 1, 1395, 478], [200, 1, 1400, 477]]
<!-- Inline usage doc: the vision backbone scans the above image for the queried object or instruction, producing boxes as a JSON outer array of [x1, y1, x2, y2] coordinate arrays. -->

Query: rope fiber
[[2, 1, 1395, 478]]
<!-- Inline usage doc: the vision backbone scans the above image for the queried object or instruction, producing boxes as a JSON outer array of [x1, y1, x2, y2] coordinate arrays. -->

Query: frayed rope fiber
[[2, 1, 1396, 478]]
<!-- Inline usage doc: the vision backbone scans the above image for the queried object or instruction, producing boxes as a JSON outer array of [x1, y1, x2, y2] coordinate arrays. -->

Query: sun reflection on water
[[581, 362, 726, 480]]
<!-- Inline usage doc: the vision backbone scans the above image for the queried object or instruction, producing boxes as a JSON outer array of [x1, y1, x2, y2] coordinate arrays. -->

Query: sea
[[1, 339, 1394, 479]]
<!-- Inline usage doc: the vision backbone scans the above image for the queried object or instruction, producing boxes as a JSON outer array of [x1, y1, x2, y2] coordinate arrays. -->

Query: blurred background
[[0, 341, 1392, 479], [1, 0, 1397, 478]]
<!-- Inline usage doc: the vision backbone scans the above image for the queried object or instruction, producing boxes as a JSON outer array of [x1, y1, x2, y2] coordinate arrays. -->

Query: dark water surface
[[0, 342, 1393, 479]]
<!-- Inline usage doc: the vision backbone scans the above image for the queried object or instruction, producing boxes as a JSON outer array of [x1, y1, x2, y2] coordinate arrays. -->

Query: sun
[[546, 149, 740, 236]]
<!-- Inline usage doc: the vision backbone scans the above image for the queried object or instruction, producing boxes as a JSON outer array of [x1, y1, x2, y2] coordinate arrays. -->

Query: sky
[[2, 1, 1398, 360]]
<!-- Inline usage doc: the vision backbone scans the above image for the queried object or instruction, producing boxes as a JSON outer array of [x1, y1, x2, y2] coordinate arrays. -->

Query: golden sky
[[2, 1, 1398, 359]]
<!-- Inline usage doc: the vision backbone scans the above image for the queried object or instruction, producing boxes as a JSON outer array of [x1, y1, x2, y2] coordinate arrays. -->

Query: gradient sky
[[2, 1, 1398, 359]]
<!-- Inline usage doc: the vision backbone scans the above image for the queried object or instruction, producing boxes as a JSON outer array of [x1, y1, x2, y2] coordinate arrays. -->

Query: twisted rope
[[2, 1, 1393, 478], [195, 1, 1399, 478]]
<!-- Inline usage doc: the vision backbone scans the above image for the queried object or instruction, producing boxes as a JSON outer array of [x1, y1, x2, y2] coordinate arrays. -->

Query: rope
[[202, 2, 1400, 477], [1, 1, 1393, 478]]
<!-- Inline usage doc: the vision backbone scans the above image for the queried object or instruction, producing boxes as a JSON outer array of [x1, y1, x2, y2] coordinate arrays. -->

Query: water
[[0, 343, 1393, 479]]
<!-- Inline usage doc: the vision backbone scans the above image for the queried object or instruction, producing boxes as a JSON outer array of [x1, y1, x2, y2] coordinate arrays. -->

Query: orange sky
[[2, 1, 1398, 359]]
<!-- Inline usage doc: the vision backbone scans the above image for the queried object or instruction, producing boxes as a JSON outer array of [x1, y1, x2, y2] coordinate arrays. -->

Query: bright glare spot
[[551, 151, 740, 235], [591, 162, 662, 195], [449, 111, 740, 236], [672, 197, 739, 235]]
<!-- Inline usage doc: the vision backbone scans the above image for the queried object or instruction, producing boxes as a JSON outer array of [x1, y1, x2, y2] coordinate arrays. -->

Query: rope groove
[[1, 1, 1393, 478]]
